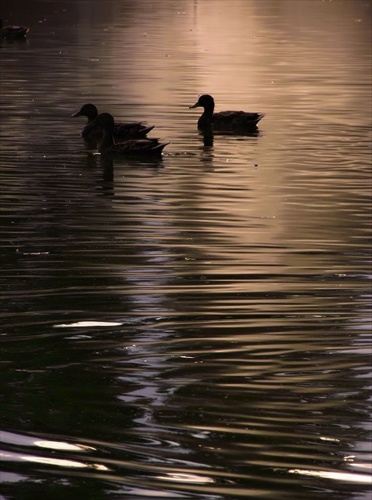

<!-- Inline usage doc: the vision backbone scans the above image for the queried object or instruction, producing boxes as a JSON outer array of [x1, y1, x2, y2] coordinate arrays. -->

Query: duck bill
[[189, 102, 200, 109], [70, 111, 81, 117]]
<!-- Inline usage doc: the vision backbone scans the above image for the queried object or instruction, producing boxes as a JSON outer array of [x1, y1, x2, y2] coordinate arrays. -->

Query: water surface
[[1, 1, 371, 499]]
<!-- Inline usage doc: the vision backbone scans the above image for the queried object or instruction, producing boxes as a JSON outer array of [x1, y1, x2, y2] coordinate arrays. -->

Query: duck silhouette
[[83, 113, 168, 157], [71, 103, 154, 146], [189, 94, 264, 134]]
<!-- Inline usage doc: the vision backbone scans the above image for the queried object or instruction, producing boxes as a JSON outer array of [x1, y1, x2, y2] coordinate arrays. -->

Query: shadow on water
[[200, 127, 262, 146], [97, 154, 165, 184]]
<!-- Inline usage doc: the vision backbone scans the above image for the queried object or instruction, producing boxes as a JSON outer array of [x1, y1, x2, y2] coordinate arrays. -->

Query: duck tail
[[153, 142, 170, 153], [142, 125, 155, 136]]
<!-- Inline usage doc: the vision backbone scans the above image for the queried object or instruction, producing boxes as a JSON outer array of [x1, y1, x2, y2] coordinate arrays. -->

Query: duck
[[0, 19, 29, 39], [83, 113, 169, 156], [71, 103, 154, 143], [189, 94, 264, 133]]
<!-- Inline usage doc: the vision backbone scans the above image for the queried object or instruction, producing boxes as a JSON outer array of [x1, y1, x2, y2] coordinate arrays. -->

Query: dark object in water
[[0, 19, 29, 39], [71, 103, 154, 145], [83, 112, 169, 156], [189, 94, 264, 133]]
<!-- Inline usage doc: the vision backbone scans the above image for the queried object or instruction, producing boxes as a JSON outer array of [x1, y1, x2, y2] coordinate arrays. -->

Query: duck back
[[213, 110, 264, 132]]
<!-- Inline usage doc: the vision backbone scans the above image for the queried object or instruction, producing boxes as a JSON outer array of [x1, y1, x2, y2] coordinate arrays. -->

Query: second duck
[[83, 113, 169, 157]]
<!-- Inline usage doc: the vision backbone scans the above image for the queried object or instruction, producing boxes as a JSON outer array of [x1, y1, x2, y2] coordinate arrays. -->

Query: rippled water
[[1, 0, 371, 499]]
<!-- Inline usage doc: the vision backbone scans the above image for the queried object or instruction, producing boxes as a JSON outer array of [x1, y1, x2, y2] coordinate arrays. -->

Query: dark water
[[1, 1, 371, 499]]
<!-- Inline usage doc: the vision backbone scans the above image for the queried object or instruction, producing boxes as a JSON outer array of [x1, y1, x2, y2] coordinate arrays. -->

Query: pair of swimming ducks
[[71, 95, 265, 157]]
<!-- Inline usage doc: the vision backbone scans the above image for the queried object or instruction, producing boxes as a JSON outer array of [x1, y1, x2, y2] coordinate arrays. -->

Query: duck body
[[71, 103, 154, 145], [0, 19, 29, 39], [83, 113, 168, 157], [189, 94, 264, 134]]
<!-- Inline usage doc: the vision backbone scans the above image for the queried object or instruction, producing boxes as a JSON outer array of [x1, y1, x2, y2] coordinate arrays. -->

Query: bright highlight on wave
[[54, 321, 123, 328], [155, 472, 214, 484], [0, 432, 107, 470], [1, 451, 109, 471], [288, 468, 371, 484], [1, 431, 95, 453], [35, 440, 94, 452]]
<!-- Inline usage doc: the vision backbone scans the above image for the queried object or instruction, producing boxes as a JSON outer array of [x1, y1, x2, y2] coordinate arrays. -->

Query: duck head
[[71, 103, 98, 122], [189, 94, 215, 111]]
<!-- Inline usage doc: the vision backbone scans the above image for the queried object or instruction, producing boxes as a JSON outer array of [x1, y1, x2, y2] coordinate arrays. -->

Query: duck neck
[[198, 104, 214, 131], [99, 127, 115, 152], [202, 102, 214, 119], [86, 110, 98, 124]]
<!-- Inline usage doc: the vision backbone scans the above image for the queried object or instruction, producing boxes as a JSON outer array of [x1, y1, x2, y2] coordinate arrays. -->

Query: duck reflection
[[88, 149, 164, 189], [202, 129, 214, 147], [100, 155, 114, 183]]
